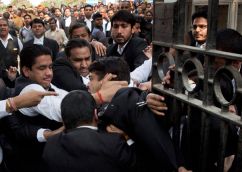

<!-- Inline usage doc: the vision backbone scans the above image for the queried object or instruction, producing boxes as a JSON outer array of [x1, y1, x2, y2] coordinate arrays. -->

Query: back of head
[[65, 38, 92, 57], [92, 12, 102, 20], [3, 12, 10, 20], [216, 28, 242, 54], [111, 10, 135, 28], [61, 90, 96, 130], [89, 56, 130, 83], [20, 44, 52, 74]]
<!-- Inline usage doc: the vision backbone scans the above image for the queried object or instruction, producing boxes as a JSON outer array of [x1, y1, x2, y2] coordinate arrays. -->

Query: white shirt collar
[[196, 42, 206, 49], [0, 34, 14, 48], [23, 25, 31, 30], [117, 38, 131, 55], [81, 75, 90, 86], [33, 36, 44, 45], [77, 125, 98, 130]]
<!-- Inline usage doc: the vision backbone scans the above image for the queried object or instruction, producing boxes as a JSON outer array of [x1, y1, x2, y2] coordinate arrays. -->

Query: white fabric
[[19, 83, 68, 122], [19, 83, 68, 142], [85, 18, 93, 31], [33, 36, 44, 45], [37, 128, 50, 142], [117, 40, 129, 55], [82, 75, 90, 86], [0, 100, 11, 118], [65, 16, 71, 27], [0, 33, 23, 51], [195, 42, 206, 49], [131, 58, 152, 83], [77, 125, 98, 130]]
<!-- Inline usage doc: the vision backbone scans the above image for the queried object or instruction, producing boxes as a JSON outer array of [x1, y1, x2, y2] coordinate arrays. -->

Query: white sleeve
[[0, 100, 11, 119], [19, 84, 68, 122], [130, 58, 152, 83], [17, 38, 23, 51]]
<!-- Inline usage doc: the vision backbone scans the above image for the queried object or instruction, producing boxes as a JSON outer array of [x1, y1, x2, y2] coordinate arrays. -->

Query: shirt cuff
[[126, 139, 134, 146], [37, 128, 50, 142]]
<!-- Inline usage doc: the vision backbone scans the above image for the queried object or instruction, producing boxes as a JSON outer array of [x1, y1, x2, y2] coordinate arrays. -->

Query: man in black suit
[[78, 4, 94, 32], [88, 57, 177, 172], [60, 8, 76, 38], [52, 39, 90, 91], [23, 18, 59, 61], [43, 90, 136, 172], [107, 10, 148, 72]]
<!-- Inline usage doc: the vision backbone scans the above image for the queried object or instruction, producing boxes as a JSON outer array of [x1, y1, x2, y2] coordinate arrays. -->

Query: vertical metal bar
[[175, 0, 186, 44], [206, 0, 219, 49], [236, 128, 242, 172], [203, 0, 219, 106], [172, 99, 182, 153], [200, 112, 210, 172], [217, 121, 228, 172]]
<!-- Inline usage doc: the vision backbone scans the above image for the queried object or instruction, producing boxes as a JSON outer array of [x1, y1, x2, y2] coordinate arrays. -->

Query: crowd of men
[[0, 1, 241, 172]]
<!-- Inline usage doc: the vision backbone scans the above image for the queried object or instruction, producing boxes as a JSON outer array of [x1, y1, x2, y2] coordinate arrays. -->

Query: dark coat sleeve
[[131, 38, 148, 69], [103, 88, 177, 171], [46, 39, 59, 61], [52, 60, 87, 92]]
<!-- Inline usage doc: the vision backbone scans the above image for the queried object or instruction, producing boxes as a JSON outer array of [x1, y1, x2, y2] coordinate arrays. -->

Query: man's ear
[[94, 108, 98, 121], [131, 26, 135, 34], [22, 66, 31, 77]]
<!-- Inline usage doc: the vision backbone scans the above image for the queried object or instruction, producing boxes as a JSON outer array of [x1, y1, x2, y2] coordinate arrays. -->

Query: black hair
[[92, 12, 102, 20], [30, 18, 45, 27], [89, 56, 130, 83], [48, 17, 57, 23], [69, 23, 91, 39], [65, 38, 92, 58], [111, 10, 135, 28], [84, 4, 93, 9], [216, 28, 242, 54], [61, 90, 96, 130], [3, 12, 10, 20], [23, 14, 32, 19], [134, 15, 143, 23], [20, 45, 52, 75], [191, 10, 207, 23], [0, 18, 9, 26]]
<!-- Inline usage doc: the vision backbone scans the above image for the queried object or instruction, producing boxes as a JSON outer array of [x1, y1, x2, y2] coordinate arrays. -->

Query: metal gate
[[152, 0, 242, 171]]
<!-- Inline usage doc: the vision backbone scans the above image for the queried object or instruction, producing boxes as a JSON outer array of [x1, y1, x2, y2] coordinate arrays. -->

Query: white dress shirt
[[65, 16, 71, 27], [131, 58, 152, 83], [19, 83, 68, 122], [0, 33, 23, 51], [81, 75, 90, 86], [0, 100, 11, 119], [84, 17, 93, 31], [117, 40, 130, 55], [19, 84, 68, 142], [33, 36, 44, 45]]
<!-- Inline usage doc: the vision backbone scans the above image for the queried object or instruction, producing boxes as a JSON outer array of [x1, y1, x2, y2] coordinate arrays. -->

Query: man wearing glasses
[[191, 10, 207, 49]]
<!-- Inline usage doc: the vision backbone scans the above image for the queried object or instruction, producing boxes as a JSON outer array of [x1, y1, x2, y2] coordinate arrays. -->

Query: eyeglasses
[[192, 24, 207, 30]]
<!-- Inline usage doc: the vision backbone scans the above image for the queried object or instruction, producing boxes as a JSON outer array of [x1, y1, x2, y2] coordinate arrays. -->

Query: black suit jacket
[[102, 88, 177, 172], [23, 37, 59, 61], [60, 16, 76, 38], [52, 57, 87, 91], [43, 127, 136, 172], [0, 76, 62, 172], [107, 37, 148, 72]]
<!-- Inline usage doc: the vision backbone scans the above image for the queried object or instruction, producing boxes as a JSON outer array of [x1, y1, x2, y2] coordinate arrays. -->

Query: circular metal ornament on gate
[[182, 58, 204, 94], [213, 66, 242, 106]]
